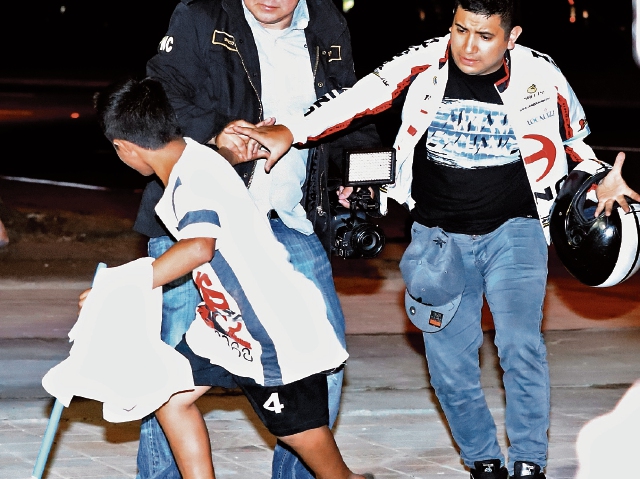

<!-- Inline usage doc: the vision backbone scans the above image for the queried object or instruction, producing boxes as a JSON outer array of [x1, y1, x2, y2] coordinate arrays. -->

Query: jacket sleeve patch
[[159, 36, 174, 53], [557, 92, 574, 140]]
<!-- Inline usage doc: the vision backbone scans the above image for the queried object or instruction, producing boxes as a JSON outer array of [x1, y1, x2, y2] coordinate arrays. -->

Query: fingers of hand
[[617, 196, 631, 213], [78, 288, 91, 311], [256, 117, 276, 127], [265, 156, 277, 173], [613, 151, 626, 169], [338, 186, 353, 199]]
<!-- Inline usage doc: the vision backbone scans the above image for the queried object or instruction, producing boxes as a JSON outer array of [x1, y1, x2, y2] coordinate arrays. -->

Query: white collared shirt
[[243, 0, 317, 234]]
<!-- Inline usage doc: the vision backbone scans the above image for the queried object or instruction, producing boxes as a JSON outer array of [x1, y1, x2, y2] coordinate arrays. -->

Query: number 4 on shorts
[[263, 392, 285, 414]]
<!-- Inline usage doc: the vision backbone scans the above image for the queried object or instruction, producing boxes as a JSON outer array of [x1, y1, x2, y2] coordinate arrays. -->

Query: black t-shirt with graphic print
[[411, 57, 538, 235]]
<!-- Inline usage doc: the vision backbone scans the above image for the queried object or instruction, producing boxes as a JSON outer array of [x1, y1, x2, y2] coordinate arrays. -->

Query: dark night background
[[1, 0, 639, 190]]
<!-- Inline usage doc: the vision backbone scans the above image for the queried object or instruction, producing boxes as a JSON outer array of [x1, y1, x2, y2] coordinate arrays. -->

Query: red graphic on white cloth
[[523, 134, 556, 182], [194, 271, 252, 350]]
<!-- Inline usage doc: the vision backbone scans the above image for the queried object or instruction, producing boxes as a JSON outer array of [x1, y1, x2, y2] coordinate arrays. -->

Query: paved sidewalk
[[1, 331, 639, 479]]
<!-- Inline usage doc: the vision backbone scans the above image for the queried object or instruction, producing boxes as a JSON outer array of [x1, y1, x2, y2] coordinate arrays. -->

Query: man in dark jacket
[[134, 1, 379, 478]]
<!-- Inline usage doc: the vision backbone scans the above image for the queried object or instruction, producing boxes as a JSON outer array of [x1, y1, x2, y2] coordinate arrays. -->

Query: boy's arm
[[78, 237, 215, 311], [151, 237, 215, 289]]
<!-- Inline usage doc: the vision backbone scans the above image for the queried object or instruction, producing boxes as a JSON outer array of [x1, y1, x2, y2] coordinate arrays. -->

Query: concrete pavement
[[2, 247, 640, 478], [1, 328, 639, 479]]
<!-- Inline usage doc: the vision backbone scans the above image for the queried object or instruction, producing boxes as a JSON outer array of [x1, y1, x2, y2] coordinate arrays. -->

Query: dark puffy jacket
[[134, 0, 379, 255]]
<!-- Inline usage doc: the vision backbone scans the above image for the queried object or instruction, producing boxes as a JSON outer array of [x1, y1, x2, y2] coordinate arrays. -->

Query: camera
[[330, 148, 396, 259]]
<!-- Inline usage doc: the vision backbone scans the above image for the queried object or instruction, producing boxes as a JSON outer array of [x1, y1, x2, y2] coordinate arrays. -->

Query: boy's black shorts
[[176, 337, 329, 437]]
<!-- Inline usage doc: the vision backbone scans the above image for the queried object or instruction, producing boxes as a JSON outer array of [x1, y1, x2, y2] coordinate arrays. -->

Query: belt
[[267, 209, 280, 220]]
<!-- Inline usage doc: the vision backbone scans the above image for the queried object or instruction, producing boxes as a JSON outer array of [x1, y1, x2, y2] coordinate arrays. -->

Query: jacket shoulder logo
[[159, 36, 174, 53], [212, 30, 237, 52]]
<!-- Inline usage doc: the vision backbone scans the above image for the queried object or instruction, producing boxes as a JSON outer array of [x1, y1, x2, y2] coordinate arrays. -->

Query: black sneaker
[[510, 461, 546, 479], [470, 459, 509, 479]]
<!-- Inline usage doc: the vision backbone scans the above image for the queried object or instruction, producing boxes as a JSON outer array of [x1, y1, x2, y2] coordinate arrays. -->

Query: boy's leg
[[269, 219, 345, 479], [154, 386, 214, 479], [277, 426, 362, 479], [138, 235, 202, 479], [236, 373, 369, 479]]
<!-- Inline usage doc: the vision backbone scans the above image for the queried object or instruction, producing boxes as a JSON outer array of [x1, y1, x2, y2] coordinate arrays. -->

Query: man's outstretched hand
[[595, 152, 640, 217], [232, 124, 294, 173], [213, 117, 276, 165]]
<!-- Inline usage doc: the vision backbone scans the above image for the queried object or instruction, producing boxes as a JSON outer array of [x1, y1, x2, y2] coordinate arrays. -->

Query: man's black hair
[[453, 0, 517, 33], [93, 78, 182, 150]]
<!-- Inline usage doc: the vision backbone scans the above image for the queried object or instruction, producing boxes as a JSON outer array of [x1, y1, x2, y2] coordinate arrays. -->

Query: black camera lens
[[350, 223, 385, 258]]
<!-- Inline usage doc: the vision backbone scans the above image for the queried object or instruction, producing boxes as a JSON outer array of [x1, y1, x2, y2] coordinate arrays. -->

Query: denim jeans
[[137, 222, 346, 479], [420, 218, 550, 473]]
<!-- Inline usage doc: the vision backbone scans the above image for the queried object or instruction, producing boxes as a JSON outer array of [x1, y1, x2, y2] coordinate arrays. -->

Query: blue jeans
[[419, 218, 550, 473], [137, 222, 346, 479]]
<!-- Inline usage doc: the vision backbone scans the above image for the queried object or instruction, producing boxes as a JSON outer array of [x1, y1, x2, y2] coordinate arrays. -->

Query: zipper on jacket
[[235, 47, 262, 188], [236, 48, 263, 120], [313, 46, 320, 80], [316, 169, 326, 217]]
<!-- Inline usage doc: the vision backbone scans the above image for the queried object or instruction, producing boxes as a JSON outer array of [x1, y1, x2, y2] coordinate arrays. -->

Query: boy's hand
[[595, 152, 640, 217], [232, 124, 294, 173], [78, 288, 92, 313], [211, 118, 275, 165]]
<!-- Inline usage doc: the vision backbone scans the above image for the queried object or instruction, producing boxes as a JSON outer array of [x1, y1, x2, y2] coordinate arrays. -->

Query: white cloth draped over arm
[[42, 257, 195, 423]]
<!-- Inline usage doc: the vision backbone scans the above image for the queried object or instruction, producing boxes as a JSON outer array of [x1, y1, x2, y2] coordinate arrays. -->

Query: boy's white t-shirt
[[155, 138, 348, 386]]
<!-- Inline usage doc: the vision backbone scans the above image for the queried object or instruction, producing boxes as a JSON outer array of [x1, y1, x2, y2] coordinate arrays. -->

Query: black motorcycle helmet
[[549, 168, 640, 287]]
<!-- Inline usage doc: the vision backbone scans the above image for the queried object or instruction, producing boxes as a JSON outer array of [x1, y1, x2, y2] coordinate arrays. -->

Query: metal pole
[[31, 262, 107, 479]]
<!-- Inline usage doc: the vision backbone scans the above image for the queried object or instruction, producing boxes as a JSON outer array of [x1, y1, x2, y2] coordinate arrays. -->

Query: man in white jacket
[[234, 1, 640, 478]]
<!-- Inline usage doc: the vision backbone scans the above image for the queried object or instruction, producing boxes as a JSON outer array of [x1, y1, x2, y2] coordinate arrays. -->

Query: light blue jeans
[[419, 218, 550, 473], [137, 220, 346, 479]]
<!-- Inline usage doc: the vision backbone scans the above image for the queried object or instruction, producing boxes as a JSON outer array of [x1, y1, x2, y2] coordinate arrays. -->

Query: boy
[[91, 77, 374, 479]]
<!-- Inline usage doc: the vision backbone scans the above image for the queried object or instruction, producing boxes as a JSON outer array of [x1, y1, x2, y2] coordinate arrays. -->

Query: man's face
[[243, 0, 300, 30], [449, 6, 522, 75]]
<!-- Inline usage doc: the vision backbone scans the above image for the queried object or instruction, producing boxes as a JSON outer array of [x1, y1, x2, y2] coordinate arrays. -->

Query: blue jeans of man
[[419, 218, 550, 473], [137, 220, 346, 479]]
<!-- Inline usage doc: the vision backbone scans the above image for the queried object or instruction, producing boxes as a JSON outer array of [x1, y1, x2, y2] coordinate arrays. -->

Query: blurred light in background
[[343, 0, 354, 12]]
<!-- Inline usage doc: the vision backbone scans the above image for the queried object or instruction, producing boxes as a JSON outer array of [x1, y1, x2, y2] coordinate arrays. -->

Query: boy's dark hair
[[453, 0, 517, 33], [93, 78, 182, 150]]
